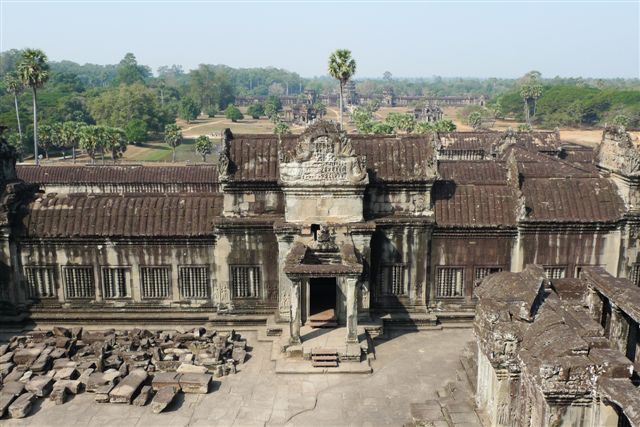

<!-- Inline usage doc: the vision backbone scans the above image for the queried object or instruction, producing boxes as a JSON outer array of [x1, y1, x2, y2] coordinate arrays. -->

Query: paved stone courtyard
[[3, 328, 472, 427]]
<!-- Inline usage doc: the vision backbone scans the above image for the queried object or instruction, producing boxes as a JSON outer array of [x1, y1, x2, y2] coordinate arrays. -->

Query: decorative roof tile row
[[17, 165, 218, 184], [22, 194, 222, 238]]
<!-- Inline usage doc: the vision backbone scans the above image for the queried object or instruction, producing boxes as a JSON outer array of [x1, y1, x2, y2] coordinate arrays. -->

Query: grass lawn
[[122, 137, 219, 163]]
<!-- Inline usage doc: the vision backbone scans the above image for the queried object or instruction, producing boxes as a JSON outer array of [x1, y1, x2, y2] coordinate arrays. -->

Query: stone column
[[345, 277, 358, 343], [275, 227, 297, 321], [289, 279, 302, 345]]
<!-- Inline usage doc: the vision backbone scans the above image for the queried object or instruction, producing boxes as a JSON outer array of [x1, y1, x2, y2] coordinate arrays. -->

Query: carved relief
[[280, 121, 368, 186], [595, 126, 640, 176]]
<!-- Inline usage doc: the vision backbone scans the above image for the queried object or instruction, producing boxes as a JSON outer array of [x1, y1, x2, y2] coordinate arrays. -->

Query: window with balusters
[[629, 264, 640, 287], [179, 266, 210, 299], [380, 264, 406, 296], [140, 266, 172, 299], [543, 266, 566, 279], [436, 267, 464, 298], [102, 267, 130, 299], [63, 266, 95, 299], [24, 266, 57, 299], [230, 266, 260, 298]]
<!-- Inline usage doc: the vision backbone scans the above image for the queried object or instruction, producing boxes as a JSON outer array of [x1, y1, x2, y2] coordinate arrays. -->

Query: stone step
[[312, 355, 338, 362], [312, 360, 338, 368], [308, 321, 338, 329], [311, 348, 338, 356]]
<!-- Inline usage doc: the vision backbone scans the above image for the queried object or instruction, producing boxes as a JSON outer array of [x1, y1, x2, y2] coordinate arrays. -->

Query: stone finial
[[595, 125, 640, 177], [218, 128, 233, 181]]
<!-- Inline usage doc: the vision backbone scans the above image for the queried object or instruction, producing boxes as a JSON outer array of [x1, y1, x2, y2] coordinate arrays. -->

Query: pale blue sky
[[1, 1, 639, 78]]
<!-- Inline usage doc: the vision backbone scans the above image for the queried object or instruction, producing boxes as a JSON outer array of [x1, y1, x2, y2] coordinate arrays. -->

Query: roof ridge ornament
[[595, 125, 640, 177], [279, 120, 368, 186]]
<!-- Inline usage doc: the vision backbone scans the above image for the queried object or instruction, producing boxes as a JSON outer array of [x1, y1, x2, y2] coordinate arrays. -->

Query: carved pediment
[[279, 121, 368, 186], [595, 126, 640, 177]]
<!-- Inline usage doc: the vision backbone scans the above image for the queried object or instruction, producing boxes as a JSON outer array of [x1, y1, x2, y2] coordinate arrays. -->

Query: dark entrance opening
[[309, 277, 337, 317]]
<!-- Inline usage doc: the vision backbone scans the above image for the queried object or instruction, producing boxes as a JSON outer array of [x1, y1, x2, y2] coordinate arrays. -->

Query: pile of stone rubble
[[0, 326, 249, 418]]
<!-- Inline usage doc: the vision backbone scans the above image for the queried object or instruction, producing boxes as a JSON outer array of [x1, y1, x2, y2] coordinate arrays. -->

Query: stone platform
[[273, 325, 373, 374]]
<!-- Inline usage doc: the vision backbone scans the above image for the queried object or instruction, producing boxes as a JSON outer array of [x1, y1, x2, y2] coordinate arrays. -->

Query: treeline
[[2, 48, 639, 159], [489, 76, 640, 128]]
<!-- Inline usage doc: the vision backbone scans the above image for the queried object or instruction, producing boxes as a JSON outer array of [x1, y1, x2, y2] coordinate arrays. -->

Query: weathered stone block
[[179, 373, 211, 394], [8, 391, 35, 418], [232, 348, 247, 364], [52, 358, 77, 370], [155, 360, 182, 371], [152, 372, 181, 391], [13, 348, 42, 366], [133, 385, 153, 406], [4, 367, 26, 383], [94, 384, 114, 403], [0, 393, 17, 417], [52, 326, 71, 338], [18, 370, 33, 383], [176, 363, 207, 374], [54, 379, 82, 394], [54, 367, 79, 380], [30, 353, 51, 373], [151, 386, 176, 413], [26, 375, 55, 397], [0, 361, 14, 377], [50, 386, 68, 405], [0, 351, 13, 364], [86, 372, 108, 392], [1, 381, 25, 397], [109, 369, 148, 404]]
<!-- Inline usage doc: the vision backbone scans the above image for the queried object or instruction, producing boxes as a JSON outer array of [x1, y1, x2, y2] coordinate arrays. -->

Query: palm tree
[[60, 121, 85, 163], [328, 49, 356, 128], [3, 73, 24, 141], [79, 125, 105, 164], [164, 124, 182, 162], [17, 49, 50, 165]]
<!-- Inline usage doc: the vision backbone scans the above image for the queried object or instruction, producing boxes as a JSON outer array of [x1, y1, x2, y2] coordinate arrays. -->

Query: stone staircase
[[311, 348, 339, 368], [307, 309, 338, 328]]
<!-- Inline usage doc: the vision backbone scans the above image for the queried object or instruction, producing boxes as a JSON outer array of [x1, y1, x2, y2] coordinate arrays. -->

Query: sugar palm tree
[[60, 121, 85, 163], [164, 124, 182, 162], [17, 49, 50, 165], [3, 73, 24, 141], [328, 49, 356, 128]]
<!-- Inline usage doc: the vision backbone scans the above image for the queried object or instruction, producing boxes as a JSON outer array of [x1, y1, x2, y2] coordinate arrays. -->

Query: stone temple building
[[474, 265, 640, 427], [0, 122, 639, 351]]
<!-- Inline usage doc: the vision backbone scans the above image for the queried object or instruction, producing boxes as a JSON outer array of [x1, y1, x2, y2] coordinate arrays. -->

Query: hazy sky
[[1, 1, 639, 78]]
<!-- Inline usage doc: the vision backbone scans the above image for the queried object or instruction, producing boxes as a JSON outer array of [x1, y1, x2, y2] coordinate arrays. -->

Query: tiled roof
[[433, 183, 516, 227], [561, 146, 596, 163], [350, 135, 435, 182], [438, 161, 507, 184], [227, 133, 437, 183], [16, 165, 218, 184], [22, 194, 222, 238], [511, 147, 596, 178], [521, 178, 624, 223], [437, 130, 561, 151], [228, 135, 281, 182], [437, 132, 498, 151]]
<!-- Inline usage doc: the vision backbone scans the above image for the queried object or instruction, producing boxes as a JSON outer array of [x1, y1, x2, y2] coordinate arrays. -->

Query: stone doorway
[[308, 277, 337, 327]]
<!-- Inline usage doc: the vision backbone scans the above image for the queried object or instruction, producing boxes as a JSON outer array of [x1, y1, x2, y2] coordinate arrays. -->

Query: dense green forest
[[1, 48, 639, 158]]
